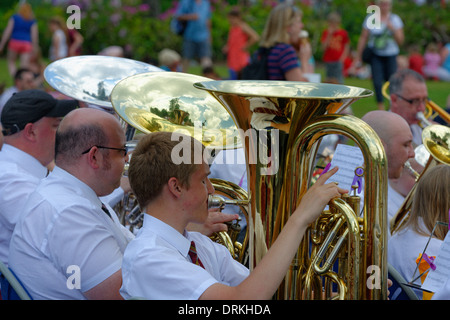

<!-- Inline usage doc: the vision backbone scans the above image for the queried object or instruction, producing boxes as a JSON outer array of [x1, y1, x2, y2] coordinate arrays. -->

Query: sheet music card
[[325, 144, 364, 192], [421, 231, 450, 293]]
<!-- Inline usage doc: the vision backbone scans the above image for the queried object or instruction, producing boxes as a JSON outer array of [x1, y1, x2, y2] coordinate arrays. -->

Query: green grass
[[2, 58, 447, 121]]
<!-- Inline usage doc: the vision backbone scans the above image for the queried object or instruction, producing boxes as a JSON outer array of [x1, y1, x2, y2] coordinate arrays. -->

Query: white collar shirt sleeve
[[0, 144, 48, 265], [120, 214, 249, 300], [8, 166, 134, 300]]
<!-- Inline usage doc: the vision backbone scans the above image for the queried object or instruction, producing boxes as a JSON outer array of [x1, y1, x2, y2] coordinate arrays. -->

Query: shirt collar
[[142, 214, 191, 257], [49, 166, 103, 209], [1, 143, 48, 178]]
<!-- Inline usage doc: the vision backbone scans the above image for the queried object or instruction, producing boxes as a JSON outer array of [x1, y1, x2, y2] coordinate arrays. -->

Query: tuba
[[194, 79, 388, 300], [111, 71, 388, 300], [390, 124, 450, 234]]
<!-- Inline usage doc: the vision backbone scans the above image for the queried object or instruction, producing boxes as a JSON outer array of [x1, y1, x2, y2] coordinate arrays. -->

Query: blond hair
[[17, 3, 34, 21], [399, 166, 450, 240], [259, 3, 302, 48]]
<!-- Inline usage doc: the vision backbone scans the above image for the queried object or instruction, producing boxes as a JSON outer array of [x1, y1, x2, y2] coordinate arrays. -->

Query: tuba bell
[[390, 124, 450, 234]]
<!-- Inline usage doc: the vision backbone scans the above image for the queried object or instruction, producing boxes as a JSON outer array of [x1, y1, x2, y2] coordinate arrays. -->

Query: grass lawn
[[1, 58, 448, 120]]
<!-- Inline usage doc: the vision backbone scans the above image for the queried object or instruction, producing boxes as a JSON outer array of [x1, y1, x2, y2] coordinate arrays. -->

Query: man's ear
[[85, 146, 101, 169], [167, 177, 182, 198], [390, 94, 398, 110], [22, 122, 37, 142]]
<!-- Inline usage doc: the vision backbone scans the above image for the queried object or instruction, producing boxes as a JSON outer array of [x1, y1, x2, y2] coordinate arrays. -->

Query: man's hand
[[187, 208, 239, 236]]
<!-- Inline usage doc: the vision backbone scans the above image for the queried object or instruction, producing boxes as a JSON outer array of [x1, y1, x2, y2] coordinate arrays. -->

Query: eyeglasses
[[396, 94, 429, 107], [81, 145, 128, 157]]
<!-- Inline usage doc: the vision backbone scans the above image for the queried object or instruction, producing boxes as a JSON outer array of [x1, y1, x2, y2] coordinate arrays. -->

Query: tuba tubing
[[287, 114, 387, 300], [195, 79, 387, 300]]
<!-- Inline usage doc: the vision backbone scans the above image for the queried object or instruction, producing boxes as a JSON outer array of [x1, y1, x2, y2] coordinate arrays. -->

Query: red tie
[[188, 241, 205, 269]]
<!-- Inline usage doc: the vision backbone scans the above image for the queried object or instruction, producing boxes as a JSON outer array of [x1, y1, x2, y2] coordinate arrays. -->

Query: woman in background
[[355, 0, 404, 110], [259, 3, 308, 81], [48, 16, 69, 62], [0, 2, 39, 77]]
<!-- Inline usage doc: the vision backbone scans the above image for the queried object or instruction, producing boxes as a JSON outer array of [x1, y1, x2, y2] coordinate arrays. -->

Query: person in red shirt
[[321, 12, 350, 84], [222, 6, 259, 80], [408, 44, 424, 76]]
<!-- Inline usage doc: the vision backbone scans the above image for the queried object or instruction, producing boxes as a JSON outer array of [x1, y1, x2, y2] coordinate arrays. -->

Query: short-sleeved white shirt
[[387, 182, 404, 222], [363, 13, 403, 56], [0, 144, 48, 265], [120, 214, 250, 300], [8, 166, 134, 300]]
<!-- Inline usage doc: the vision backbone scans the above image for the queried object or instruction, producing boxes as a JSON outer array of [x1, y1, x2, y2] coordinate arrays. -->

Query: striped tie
[[188, 241, 205, 269]]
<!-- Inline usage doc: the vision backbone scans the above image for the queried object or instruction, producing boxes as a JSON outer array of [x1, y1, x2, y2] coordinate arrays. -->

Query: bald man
[[362, 110, 415, 180], [9, 108, 131, 300], [361, 111, 416, 236]]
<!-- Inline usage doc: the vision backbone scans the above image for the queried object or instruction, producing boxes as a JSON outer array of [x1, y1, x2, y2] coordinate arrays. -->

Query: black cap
[[1, 89, 78, 136]]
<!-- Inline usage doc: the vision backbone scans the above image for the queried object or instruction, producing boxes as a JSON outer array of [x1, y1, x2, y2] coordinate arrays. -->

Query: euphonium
[[390, 124, 450, 234], [110, 72, 247, 260], [194, 79, 388, 300]]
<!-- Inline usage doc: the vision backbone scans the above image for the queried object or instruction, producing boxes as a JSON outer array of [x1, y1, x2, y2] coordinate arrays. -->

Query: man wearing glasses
[[388, 69, 430, 147], [9, 108, 238, 300]]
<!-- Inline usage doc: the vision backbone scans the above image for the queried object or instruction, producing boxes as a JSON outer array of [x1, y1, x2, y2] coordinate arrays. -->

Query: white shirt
[[120, 214, 249, 300], [0, 86, 18, 116], [387, 181, 405, 230], [50, 29, 68, 61], [0, 144, 48, 265], [363, 13, 403, 57], [388, 219, 442, 299], [410, 123, 423, 147], [8, 166, 134, 300]]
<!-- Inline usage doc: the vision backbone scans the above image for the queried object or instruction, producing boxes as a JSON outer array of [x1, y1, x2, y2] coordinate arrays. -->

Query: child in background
[[158, 48, 182, 72], [422, 42, 441, 80], [321, 12, 350, 84], [222, 6, 259, 80], [408, 44, 424, 76]]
